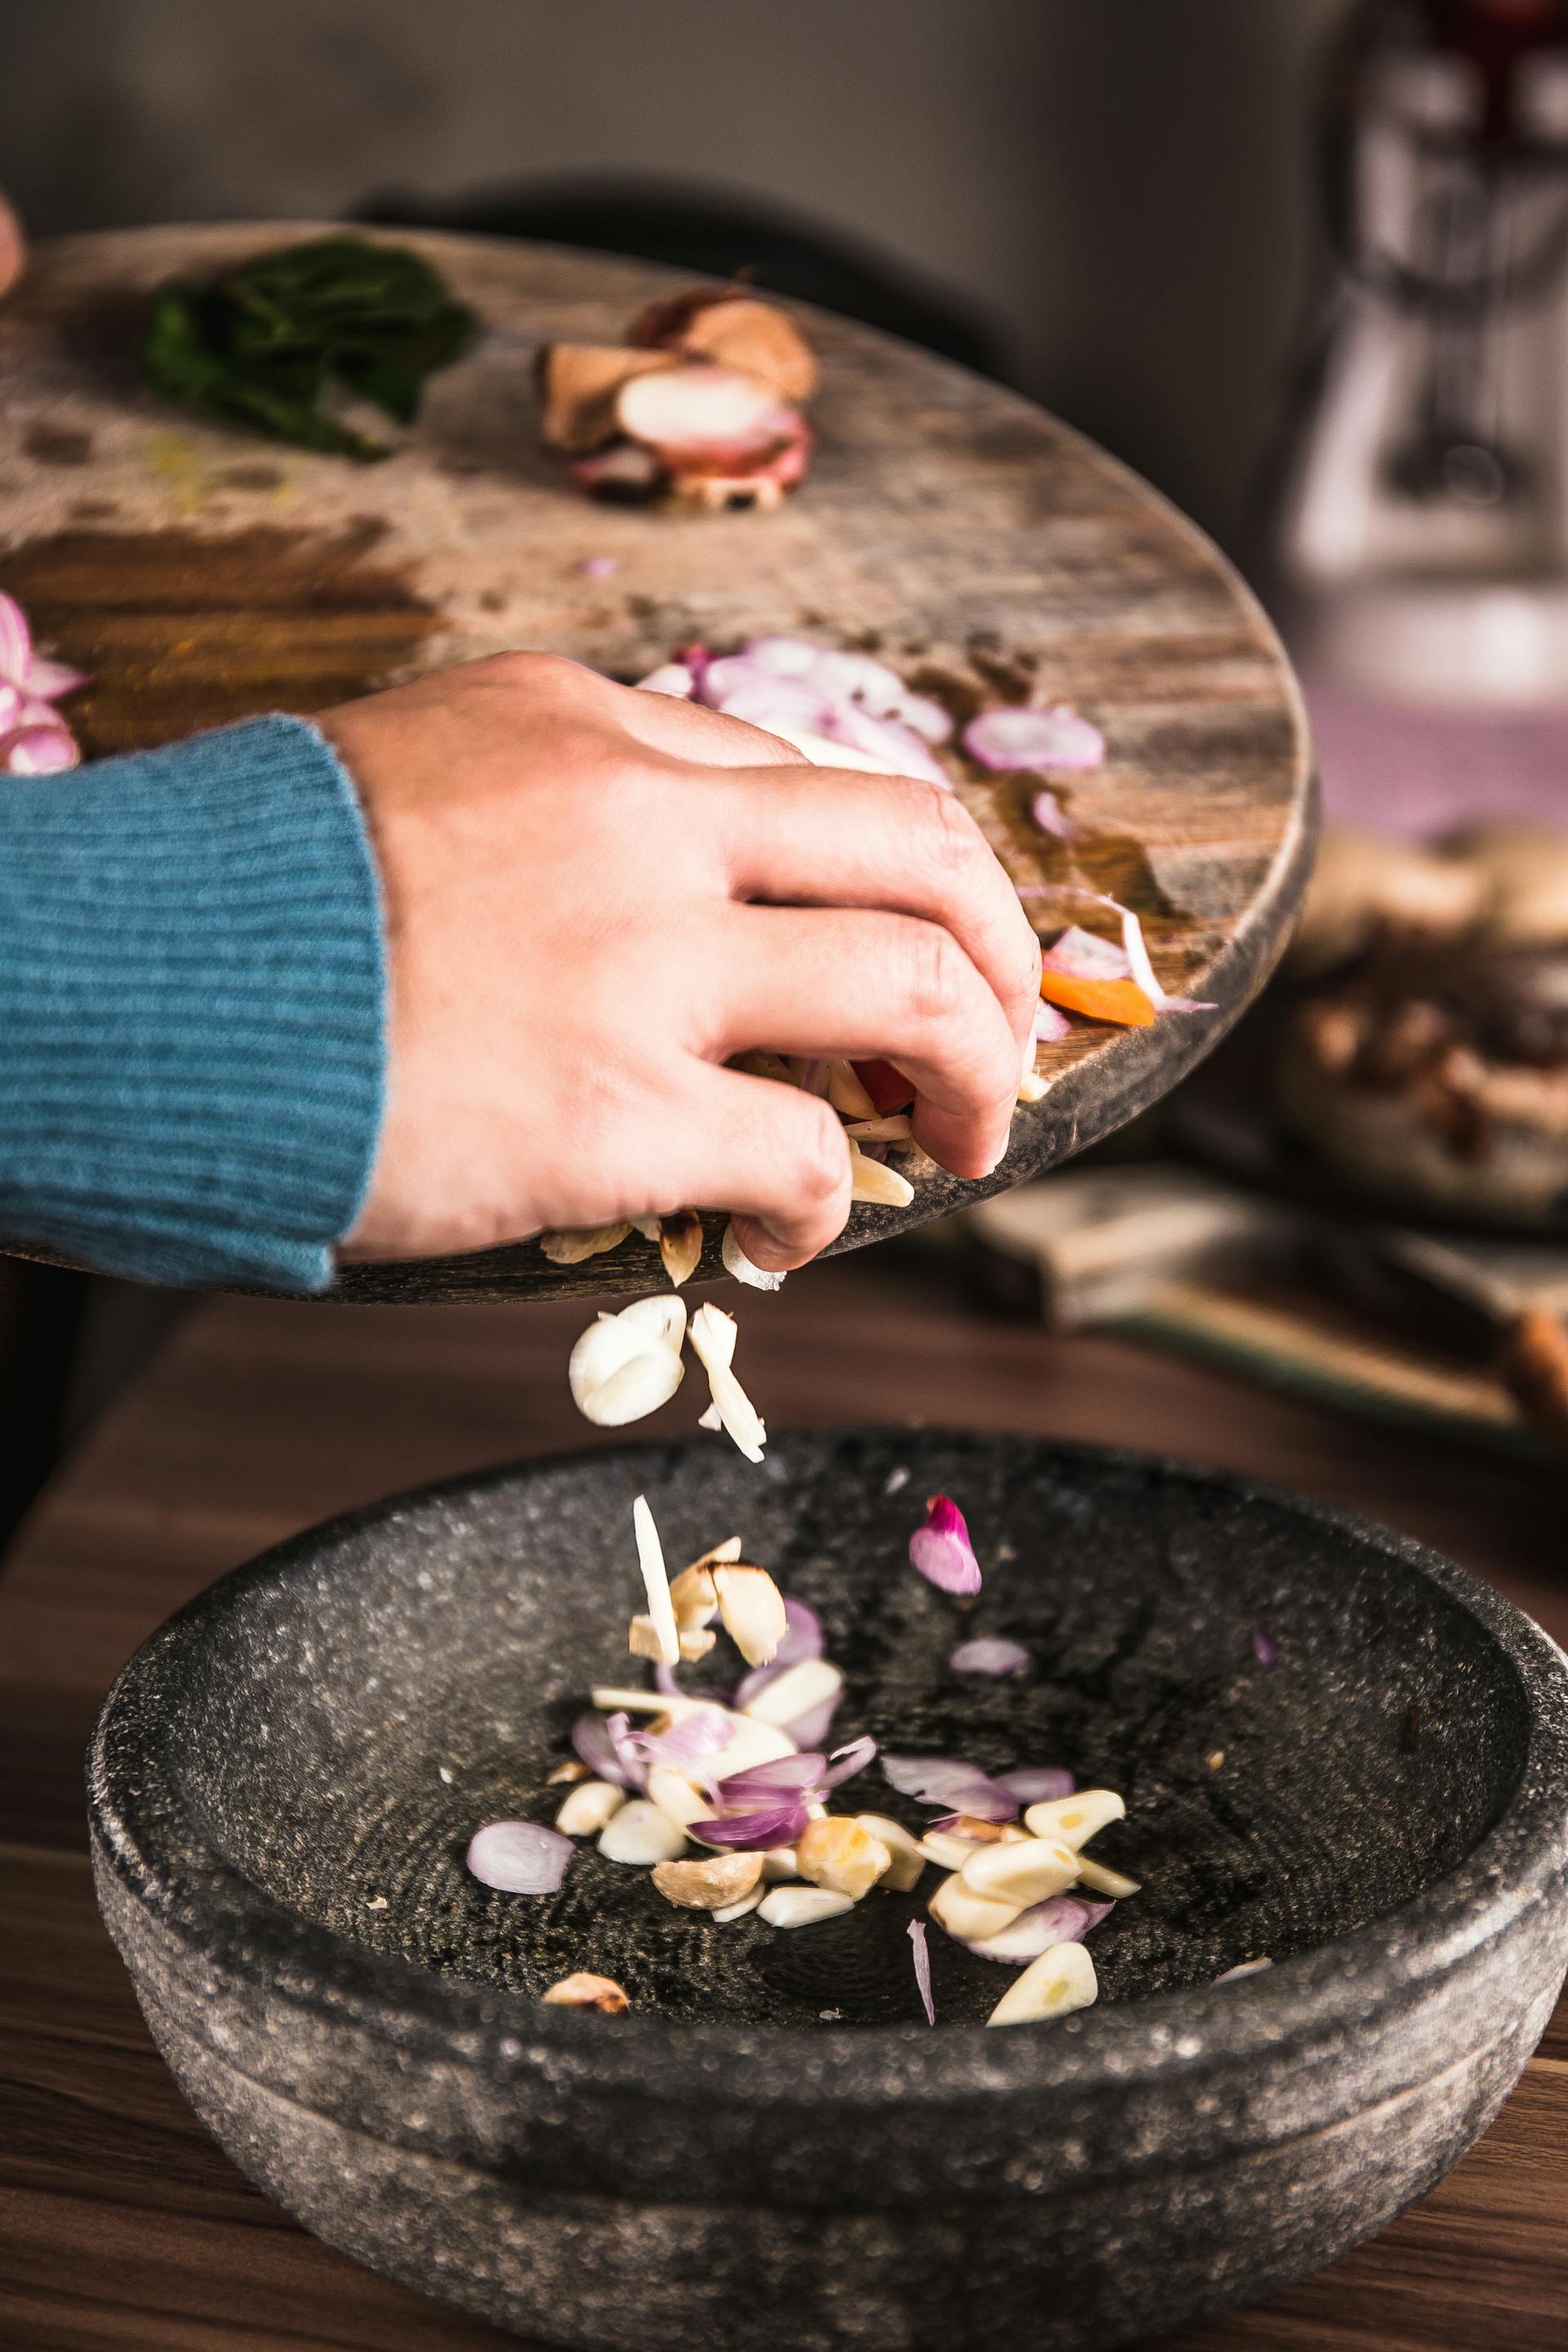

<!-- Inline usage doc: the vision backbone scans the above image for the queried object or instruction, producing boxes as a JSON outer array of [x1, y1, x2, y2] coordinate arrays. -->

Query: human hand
[[323, 652, 1040, 1272], [0, 194, 24, 303]]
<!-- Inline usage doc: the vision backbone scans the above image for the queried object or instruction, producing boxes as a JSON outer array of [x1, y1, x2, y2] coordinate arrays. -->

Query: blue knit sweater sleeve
[[0, 714, 385, 1293]]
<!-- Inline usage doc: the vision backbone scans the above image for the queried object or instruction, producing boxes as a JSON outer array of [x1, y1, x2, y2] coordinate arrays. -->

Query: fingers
[[672, 1065, 853, 1271], [711, 765, 1040, 1048], [703, 904, 1022, 1179]]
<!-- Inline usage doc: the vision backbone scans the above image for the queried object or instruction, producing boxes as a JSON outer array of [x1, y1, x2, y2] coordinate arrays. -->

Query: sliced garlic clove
[[697, 1401, 724, 1432], [667, 1563, 719, 1627], [959, 1837, 1081, 1907], [631, 1494, 680, 1666], [707, 1714, 800, 1779], [627, 1612, 666, 1661], [1022, 1789, 1126, 1850], [795, 1817, 890, 1900], [826, 1060, 878, 1119], [690, 1303, 768, 1462], [757, 1885, 857, 1930], [658, 1209, 704, 1288], [918, 1831, 981, 1873], [1074, 1855, 1142, 1899], [555, 1779, 626, 1837], [687, 1535, 744, 1570], [927, 1872, 1023, 1944], [652, 1851, 764, 1911], [843, 1115, 913, 1143], [546, 1760, 590, 1786], [722, 1220, 786, 1291], [856, 1814, 926, 1893], [712, 1563, 787, 1665], [760, 1846, 800, 1882], [540, 1222, 633, 1265], [645, 1764, 712, 1835], [541, 1971, 630, 2013], [598, 1798, 688, 1865], [712, 1889, 764, 1922], [847, 1141, 915, 1207], [678, 1624, 717, 1662], [741, 1655, 844, 1729], [590, 1685, 711, 1718], [986, 1940, 1098, 2027], [690, 1300, 737, 1370], [569, 1296, 687, 1427]]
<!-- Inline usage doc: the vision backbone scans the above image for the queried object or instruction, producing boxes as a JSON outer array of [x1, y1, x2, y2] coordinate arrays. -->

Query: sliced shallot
[[908, 1918, 936, 2025], [963, 703, 1105, 773], [908, 1494, 982, 1597], [466, 1820, 574, 1895], [949, 1636, 1029, 1677]]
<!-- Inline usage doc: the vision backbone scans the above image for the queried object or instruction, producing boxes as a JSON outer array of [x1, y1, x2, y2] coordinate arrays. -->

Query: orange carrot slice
[[1038, 971, 1156, 1027]]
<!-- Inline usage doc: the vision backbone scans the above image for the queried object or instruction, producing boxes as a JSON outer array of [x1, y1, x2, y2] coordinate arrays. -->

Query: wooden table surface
[[2, 1257, 1566, 2351]]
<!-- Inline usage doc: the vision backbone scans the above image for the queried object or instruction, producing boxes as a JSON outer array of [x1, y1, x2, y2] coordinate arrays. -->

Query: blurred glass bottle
[[1276, 0, 1568, 706]]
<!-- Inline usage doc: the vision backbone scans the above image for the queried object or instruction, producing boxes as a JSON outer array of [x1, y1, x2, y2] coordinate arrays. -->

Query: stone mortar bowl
[[89, 1430, 1568, 2352]]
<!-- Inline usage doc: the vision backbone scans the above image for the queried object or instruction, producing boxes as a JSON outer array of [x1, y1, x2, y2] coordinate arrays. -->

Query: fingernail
[[730, 1217, 797, 1273]]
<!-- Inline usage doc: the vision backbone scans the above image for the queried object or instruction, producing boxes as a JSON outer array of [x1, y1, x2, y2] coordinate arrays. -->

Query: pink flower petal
[[1040, 925, 1130, 981], [880, 1753, 1018, 1820], [628, 1704, 733, 1771], [956, 1894, 1111, 1964], [963, 703, 1105, 773], [908, 1919, 935, 2025], [825, 701, 951, 788], [948, 1637, 1029, 1677], [822, 1735, 876, 1788], [24, 655, 88, 701], [692, 1799, 810, 1847], [1033, 999, 1073, 1043], [908, 1494, 981, 1596], [716, 1753, 826, 1802], [994, 1766, 1076, 1804], [733, 1597, 825, 1710], [466, 1819, 574, 1895], [2, 723, 79, 775], [0, 593, 31, 689], [1031, 787, 1072, 837]]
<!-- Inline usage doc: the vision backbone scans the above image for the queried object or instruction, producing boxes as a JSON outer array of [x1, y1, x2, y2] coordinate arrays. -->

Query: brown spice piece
[[1498, 1306, 1568, 1445], [536, 344, 677, 453]]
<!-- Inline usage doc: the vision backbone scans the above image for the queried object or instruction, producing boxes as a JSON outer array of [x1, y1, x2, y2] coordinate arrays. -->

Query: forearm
[[0, 714, 385, 1291]]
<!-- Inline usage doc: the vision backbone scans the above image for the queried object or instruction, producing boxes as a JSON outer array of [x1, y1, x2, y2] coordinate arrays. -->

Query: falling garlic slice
[[689, 1303, 768, 1462], [711, 1563, 787, 1666], [569, 1296, 686, 1427], [631, 1494, 680, 1666]]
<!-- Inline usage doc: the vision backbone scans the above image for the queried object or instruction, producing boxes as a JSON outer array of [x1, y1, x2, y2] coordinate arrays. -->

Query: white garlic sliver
[[555, 1780, 626, 1837], [568, 1296, 687, 1427], [631, 1494, 680, 1666], [741, 1656, 842, 1728], [757, 1886, 856, 1930], [598, 1799, 688, 1865], [986, 1940, 1098, 2027]]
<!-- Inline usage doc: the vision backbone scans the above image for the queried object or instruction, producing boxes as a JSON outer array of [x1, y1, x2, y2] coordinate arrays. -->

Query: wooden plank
[[0, 225, 1312, 1303]]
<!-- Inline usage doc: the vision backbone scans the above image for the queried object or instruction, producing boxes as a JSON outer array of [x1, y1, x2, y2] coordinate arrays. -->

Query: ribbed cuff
[[0, 714, 385, 1292]]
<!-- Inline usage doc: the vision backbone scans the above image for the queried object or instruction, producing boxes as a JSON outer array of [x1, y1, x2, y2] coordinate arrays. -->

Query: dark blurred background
[[9, 0, 1568, 1526]]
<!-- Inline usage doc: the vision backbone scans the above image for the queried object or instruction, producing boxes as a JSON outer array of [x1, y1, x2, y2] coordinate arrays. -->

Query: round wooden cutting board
[[0, 223, 1313, 1303]]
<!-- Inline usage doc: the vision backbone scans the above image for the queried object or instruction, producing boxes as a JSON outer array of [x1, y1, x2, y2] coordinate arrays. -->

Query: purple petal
[[466, 1819, 574, 1895], [880, 1754, 1018, 1820], [779, 1691, 843, 1749], [692, 1801, 809, 1847], [1031, 786, 1072, 838], [822, 1735, 876, 1788], [908, 1919, 935, 2025], [995, 1766, 1076, 1804], [1040, 925, 1130, 981], [732, 1597, 825, 1709], [2, 721, 78, 775], [824, 701, 951, 787], [909, 1494, 981, 1597], [1251, 1630, 1277, 1669], [571, 1709, 644, 1790], [629, 1704, 733, 1771], [0, 593, 31, 688], [1033, 999, 1073, 1043], [948, 1637, 1029, 1677], [957, 1894, 1111, 1964], [963, 703, 1105, 773], [715, 1753, 826, 1802]]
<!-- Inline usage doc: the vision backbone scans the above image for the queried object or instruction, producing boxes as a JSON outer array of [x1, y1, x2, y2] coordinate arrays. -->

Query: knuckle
[[791, 1099, 851, 1209], [923, 782, 985, 875], [902, 923, 969, 1028]]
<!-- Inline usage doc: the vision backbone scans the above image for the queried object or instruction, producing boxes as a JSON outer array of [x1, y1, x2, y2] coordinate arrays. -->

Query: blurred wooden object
[[2, 1259, 1566, 2350]]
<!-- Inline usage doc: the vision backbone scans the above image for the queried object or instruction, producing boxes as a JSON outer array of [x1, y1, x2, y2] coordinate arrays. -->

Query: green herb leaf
[[140, 236, 478, 462]]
